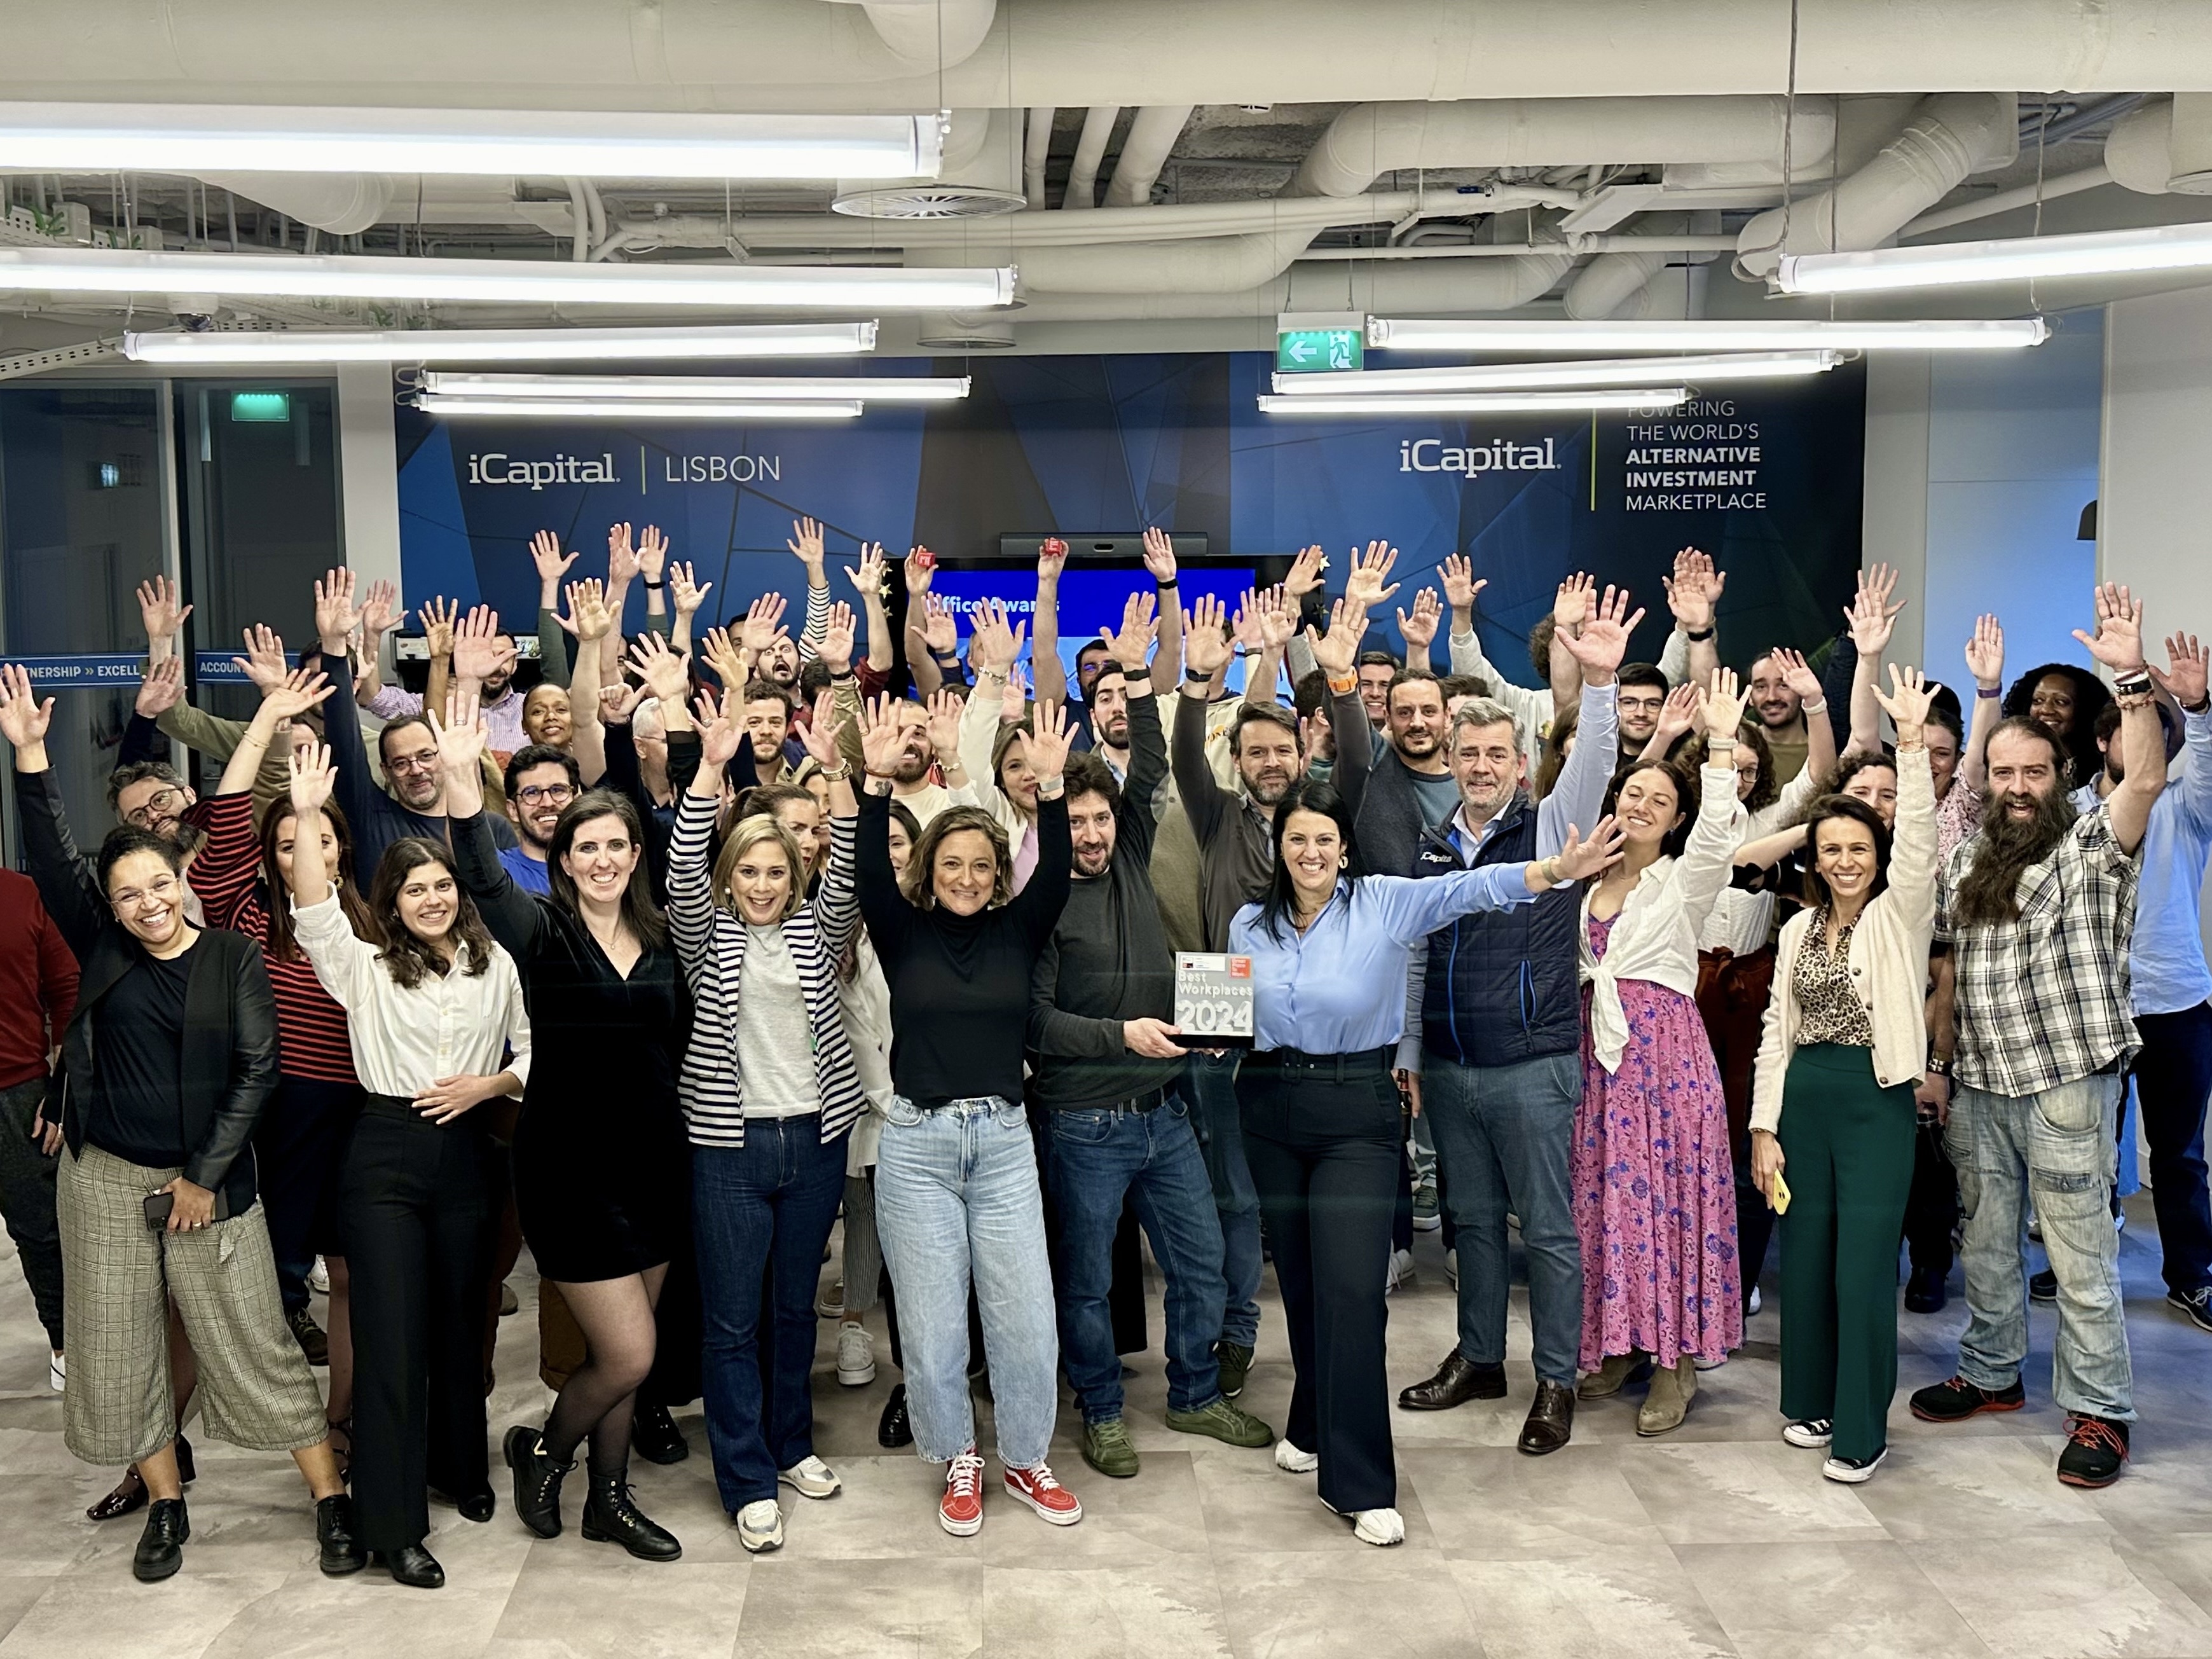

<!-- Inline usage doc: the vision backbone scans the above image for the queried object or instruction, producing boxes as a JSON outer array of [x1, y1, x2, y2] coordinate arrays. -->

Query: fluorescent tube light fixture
[[1270, 350, 1841, 397], [1256, 389, 1689, 415], [0, 249, 1015, 310], [1367, 317, 2051, 352], [0, 102, 944, 179], [1777, 223, 2212, 294], [415, 397, 864, 421], [415, 372, 969, 403], [122, 323, 880, 364]]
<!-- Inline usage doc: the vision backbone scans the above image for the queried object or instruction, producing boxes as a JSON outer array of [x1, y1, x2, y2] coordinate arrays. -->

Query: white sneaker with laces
[[836, 1323, 876, 1386], [1352, 1507, 1406, 1546], [49, 1351, 64, 1393], [1274, 1439, 1317, 1475], [1385, 1248, 1413, 1294], [1445, 1247, 1458, 1289], [1782, 1417, 1834, 1449], [1822, 1447, 1888, 1483], [737, 1498, 784, 1552], [778, 1455, 841, 1499], [308, 1256, 330, 1295], [1748, 1285, 1763, 1316]]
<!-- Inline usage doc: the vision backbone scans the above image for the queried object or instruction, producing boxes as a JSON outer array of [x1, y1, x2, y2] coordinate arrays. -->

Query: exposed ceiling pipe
[[2106, 97, 2180, 192], [194, 170, 398, 234], [566, 178, 589, 260], [1104, 105, 1194, 209], [1063, 106, 1119, 209], [1008, 252, 1576, 322], [1005, 227, 1322, 294], [1734, 92, 2018, 279], [1564, 212, 1692, 318], [1023, 106, 1055, 207], [817, 0, 996, 67], [1902, 163, 2112, 233], [1290, 97, 1838, 198]]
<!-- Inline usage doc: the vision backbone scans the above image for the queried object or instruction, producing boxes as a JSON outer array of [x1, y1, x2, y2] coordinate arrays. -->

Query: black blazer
[[17, 767, 278, 1216]]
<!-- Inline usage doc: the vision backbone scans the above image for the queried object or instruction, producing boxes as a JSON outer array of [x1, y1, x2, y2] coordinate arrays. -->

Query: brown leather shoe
[[1396, 1351, 1508, 1412], [1516, 1379, 1575, 1455]]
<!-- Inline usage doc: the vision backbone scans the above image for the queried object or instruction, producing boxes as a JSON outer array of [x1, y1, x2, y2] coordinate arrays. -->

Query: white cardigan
[[1579, 761, 1743, 1074], [1748, 746, 1939, 1132]]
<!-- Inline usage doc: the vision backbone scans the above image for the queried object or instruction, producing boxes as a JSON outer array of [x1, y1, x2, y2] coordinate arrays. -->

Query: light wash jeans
[[1947, 1075, 2134, 1421], [874, 1095, 1060, 1467]]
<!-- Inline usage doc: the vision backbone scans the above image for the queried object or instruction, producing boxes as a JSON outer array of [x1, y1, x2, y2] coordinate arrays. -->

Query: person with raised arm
[[0, 663, 358, 1587], [853, 691, 1080, 1540]]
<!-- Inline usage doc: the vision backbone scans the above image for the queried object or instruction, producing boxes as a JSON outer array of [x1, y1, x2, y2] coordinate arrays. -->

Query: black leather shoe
[[504, 1424, 573, 1539], [91, 1435, 195, 1524], [374, 1544, 445, 1588], [1904, 1267, 1948, 1314], [1397, 1351, 1508, 1412], [1517, 1380, 1576, 1456], [580, 1470, 682, 1562], [133, 1497, 189, 1582], [876, 1383, 912, 1449], [630, 1401, 689, 1466], [432, 1487, 497, 1523], [316, 1494, 367, 1575]]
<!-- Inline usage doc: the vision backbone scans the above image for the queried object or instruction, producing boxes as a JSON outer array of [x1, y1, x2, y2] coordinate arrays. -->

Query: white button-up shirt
[[292, 894, 532, 1098]]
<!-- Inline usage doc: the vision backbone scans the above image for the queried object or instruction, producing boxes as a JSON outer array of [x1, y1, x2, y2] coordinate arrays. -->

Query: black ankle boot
[[316, 1494, 367, 1576], [374, 1543, 445, 1588], [579, 1470, 682, 1561], [134, 1497, 189, 1582], [503, 1425, 574, 1539]]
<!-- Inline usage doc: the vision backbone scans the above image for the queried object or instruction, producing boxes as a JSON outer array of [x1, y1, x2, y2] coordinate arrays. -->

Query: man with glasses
[[499, 747, 582, 895]]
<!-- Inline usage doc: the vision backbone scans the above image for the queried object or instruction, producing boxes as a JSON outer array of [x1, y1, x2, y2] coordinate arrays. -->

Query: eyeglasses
[[515, 783, 575, 806], [121, 787, 186, 828], [387, 750, 440, 774], [109, 873, 181, 912]]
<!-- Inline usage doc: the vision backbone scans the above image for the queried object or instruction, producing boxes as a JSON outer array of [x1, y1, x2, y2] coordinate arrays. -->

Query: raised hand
[[1038, 535, 1068, 582], [924, 687, 965, 758], [2073, 582, 2147, 675], [797, 688, 845, 768], [560, 577, 613, 642], [1701, 665, 1748, 738], [1102, 590, 1158, 671], [967, 598, 1026, 676], [135, 654, 186, 718], [1441, 553, 1485, 615], [260, 666, 333, 725], [451, 605, 509, 684], [668, 561, 711, 619], [696, 685, 744, 769], [607, 523, 639, 589], [1650, 682, 1701, 748], [1963, 613, 2005, 691], [1140, 527, 1178, 586], [697, 624, 744, 689], [1768, 644, 1823, 704], [135, 575, 193, 645], [1001, 662, 1029, 726], [1562, 585, 1646, 681], [287, 738, 337, 816], [1398, 588, 1443, 653], [627, 632, 692, 705], [1345, 540, 1400, 609], [858, 692, 911, 776], [2156, 632, 2211, 710], [921, 595, 958, 657], [1553, 815, 1627, 882], [313, 567, 360, 652], [1256, 589, 1299, 652], [818, 600, 858, 674], [1284, 544, 1327, 600], [1181, 595, 1233, 678], [739, 593, 788, 657], [1307, 595, 1364, 679], [529, 528, 579, 590], [1024, 699, 1075, 785], [903, 544, 936, 597], [1846, 561, 1906, 656], [787, 515, 827, 571], [432, 682, 488, 782], [849, 542, 890, 603], [1662, 547, 1723, 632], [235, 624, 289, 694], [1871, 663, 1934, 740], [636, 524, 668, 584], [1231, 589, 1267, 653], [358, 579, 401, 644], [418, 596, 458, 660], [1553, 572, 1596, 632]]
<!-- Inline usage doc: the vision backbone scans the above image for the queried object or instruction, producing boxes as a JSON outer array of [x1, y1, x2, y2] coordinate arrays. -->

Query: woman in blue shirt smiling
[[1230, 777, 1621, 1546]]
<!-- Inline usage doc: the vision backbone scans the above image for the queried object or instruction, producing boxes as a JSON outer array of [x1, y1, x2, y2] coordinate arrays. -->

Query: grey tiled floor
[[2, 1195, 2210, 1658]]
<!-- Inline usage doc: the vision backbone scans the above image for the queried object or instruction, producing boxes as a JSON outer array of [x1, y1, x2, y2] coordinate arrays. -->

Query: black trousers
[[256, 1077, 362, 1314], [341, 1097, 495, 1553], [1902, 1120, 1958, 1281], [2134, 1003, 2212, 1295], [1238, 1052, 1401, 1515]]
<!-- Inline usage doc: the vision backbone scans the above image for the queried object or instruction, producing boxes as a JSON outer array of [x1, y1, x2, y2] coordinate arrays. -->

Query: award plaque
[[1175, 952, 1255, 1047]]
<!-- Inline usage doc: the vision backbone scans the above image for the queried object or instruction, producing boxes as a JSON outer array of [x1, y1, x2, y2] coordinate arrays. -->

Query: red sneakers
[[1003, 1459, 1083, 1526], [939, 1449, 986, 1537]]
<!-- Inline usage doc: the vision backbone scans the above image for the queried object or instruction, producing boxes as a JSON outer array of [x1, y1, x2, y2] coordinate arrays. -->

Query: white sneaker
[[1748, 1285, 1763, 1316], [1782, 1417, 1834, 1449], [778, 1455, 841, 1499], [1445, 1246, 1458, 1289], [1385, 1248, 1413, 1294], [308, 1256, 330, 1295], [836, 1323, 876, 1387], [1274, 1439, 1317, 1475], [736, 1498, 784, 1552], [1351, 1506, 1406, 1546], [48, 1351, 64, 1393], [1822, 1447, 1888, 1483]]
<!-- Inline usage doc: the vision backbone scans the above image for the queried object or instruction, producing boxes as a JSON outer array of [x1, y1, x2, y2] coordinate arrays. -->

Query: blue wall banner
[[397, 352, 1864, 676], [5, 654, 148, 689]]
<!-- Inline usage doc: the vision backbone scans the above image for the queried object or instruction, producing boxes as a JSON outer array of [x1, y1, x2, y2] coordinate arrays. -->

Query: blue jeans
[[1048, 1096, 1227, 1424], [1186, 1050, 1261, 1348], [693, 1120, 849, 1511], [1948, 1075, 2134, 1421], [875, 1096, 1059, 1468], [1421, 1050, 1584, 1386]]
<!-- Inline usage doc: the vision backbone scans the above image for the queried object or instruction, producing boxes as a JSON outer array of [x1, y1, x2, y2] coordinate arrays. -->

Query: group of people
[[0, 520, 2200, 1583]]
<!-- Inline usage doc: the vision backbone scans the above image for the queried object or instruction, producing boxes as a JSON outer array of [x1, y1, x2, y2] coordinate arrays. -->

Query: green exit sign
[[229, 390, 291, 422], [1276, 327, 1363, 373]]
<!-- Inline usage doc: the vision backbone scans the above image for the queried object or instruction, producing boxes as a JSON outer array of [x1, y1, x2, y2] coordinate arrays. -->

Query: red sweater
[[185, 793, 359, 1084], [0, 869, 77, 1090]]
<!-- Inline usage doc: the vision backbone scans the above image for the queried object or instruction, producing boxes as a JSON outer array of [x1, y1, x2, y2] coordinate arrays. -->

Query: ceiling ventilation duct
[[916, 311, 1017, 348], [2103, 92, 2212, 195], [196, 170, 399, 235], [832, 107, 1024, 218], [1565, 213, 1694, 319], [817, 0, 997, 66]]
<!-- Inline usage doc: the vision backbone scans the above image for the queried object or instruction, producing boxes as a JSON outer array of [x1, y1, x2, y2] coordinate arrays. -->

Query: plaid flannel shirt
[[1935, 802, 2141, 1098]]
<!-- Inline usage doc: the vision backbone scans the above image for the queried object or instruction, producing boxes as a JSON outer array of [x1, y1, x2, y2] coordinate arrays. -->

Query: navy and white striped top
[[666, 789, 866, 1148]]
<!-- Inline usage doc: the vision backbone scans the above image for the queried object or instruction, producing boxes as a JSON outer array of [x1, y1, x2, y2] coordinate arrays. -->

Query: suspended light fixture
[[1270, 350, 1842, 397], [1256, 389, 1690, 415], [415, 371, 970, 403], [0, 248, 1015, 310], [0, 102, 945, 179], [1776, 223, 2212, 294], [121, 322, 880, 364], [1367, 317, 2051, 352], [414, 397, 865, 420]]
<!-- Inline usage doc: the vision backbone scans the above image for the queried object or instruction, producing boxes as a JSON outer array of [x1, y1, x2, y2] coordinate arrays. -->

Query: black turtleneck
[[856, 788, 1071, 1106]]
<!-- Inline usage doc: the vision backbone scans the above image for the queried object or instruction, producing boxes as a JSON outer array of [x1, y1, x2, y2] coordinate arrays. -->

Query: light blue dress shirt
[[1229, 865, 1539, 1055], [2107, 708, 2212, 1016]]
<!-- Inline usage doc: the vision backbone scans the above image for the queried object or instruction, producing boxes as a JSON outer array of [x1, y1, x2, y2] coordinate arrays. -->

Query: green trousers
[[1776, 1043, 1918, 1462]]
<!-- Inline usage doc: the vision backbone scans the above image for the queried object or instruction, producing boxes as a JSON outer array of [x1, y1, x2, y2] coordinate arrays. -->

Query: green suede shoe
[[1082, 1418, 1141, 1479], [1165, 1397, 1274, 1449]]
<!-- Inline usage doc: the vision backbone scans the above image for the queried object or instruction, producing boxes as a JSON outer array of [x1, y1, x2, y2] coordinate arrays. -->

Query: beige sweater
[[1749, 745, 1939, 1132]]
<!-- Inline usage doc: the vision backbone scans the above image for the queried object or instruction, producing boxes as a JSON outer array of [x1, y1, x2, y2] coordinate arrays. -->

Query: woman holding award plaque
[[1229, 778, 1623, 1546]]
